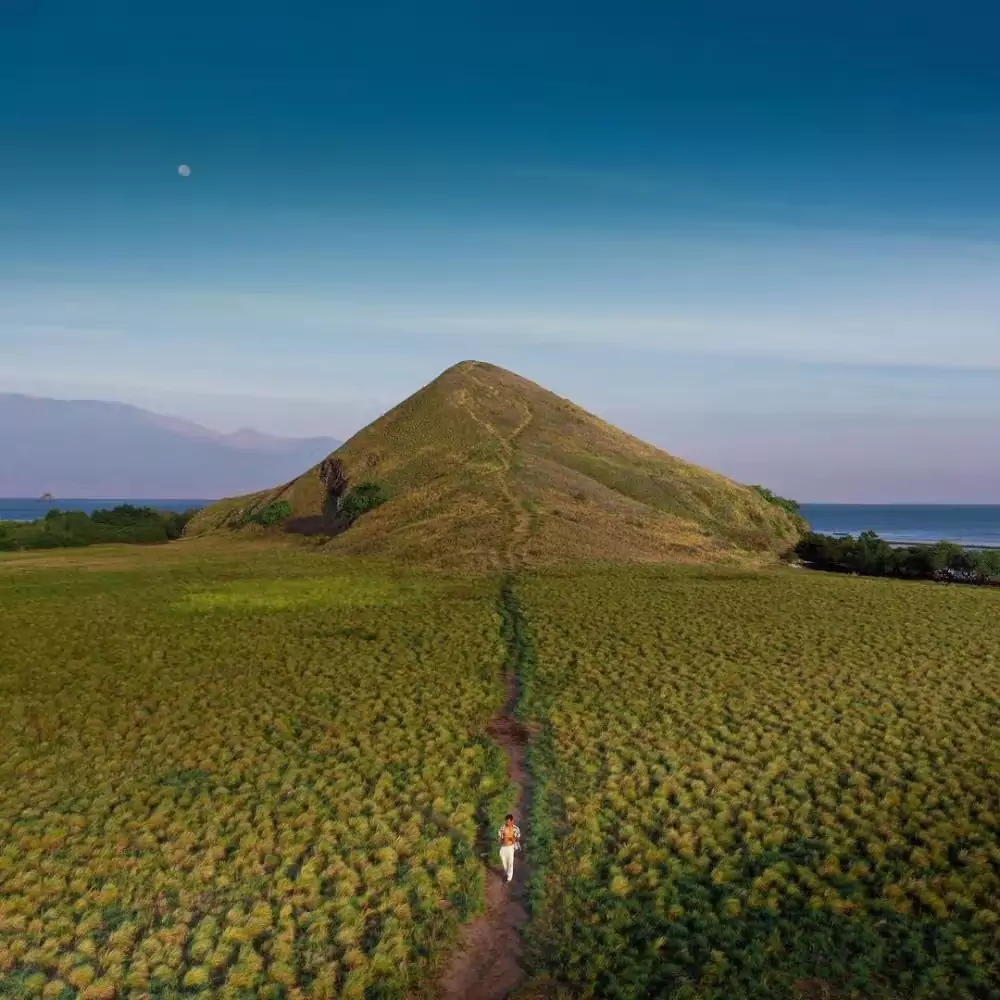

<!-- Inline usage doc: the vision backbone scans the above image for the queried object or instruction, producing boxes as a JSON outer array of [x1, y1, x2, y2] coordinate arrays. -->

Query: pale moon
[[177, 164, 191, 177]]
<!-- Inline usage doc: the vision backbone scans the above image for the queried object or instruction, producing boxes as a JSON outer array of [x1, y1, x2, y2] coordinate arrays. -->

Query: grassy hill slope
[[186, 361, 803, 568]]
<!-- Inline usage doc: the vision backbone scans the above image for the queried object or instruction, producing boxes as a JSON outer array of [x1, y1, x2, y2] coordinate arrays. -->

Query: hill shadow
[[283, 456, 353, 537]]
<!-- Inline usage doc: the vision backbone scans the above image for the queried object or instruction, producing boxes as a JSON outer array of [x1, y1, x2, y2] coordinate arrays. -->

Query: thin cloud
[[153, 291, 1000, 370], [3, 235, 1000, 374], [5, 323, 128, 343]]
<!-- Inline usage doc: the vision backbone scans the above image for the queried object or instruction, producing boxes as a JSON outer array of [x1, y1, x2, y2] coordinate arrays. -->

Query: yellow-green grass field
[[0, 542, 511, 1000], [515, 567, 1000, 1000], [4, 542, 1000, 1000]]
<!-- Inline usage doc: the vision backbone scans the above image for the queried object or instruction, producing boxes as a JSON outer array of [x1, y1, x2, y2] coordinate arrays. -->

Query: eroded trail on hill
[[456, 375, 536, 568], [505, 400, 535, 566], [434, 583, 535, 1000]]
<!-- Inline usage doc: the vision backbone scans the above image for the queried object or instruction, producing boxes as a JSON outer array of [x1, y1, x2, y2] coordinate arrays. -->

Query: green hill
[[186, 361, 804, 568]]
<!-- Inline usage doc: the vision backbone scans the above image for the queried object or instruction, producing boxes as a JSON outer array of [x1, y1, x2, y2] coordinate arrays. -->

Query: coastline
[[800, 503, 1000, 552], [0, 498, 210, 524], [820, 533, 1000, 552]]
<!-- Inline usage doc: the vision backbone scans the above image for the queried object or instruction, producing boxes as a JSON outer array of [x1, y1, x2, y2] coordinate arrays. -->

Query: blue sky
[[2, 0, 1000, 501]]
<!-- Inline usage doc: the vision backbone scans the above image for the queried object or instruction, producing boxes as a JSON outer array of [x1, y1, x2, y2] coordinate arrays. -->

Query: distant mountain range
[[0, 394, 340, 499]]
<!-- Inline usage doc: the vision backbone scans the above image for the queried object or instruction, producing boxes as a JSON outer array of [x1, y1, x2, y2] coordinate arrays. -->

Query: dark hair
[[505, 814, 514, 822]]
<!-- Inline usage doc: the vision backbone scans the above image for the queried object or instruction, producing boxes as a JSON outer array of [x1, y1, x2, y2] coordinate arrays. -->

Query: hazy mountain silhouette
[[1, 394, 340, 498]]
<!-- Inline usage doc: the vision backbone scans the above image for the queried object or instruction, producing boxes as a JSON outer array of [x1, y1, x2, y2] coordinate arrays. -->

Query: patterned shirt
[[498, 823, 521, 848]]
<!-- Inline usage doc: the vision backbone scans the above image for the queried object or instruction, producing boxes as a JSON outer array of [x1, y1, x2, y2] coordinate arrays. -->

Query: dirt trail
[[504, 400, 535, 567], [454, 380, 535, 568], [435, 660, 534, 1000], [434, 381, 538, 999]]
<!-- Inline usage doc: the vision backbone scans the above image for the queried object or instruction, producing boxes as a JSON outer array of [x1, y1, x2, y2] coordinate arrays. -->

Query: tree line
[[750, 485, 1000, 586], [0, 505, 198, 551], [795, 530, 1000, 586]]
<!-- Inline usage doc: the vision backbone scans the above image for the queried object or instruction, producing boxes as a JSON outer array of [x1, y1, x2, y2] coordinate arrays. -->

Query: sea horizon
[[800, 502, 1000, 549], [0, 497, 214, 522], [4, 497, 1000, 548]]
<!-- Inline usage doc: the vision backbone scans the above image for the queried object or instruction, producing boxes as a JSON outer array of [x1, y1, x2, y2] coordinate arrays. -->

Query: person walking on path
[[498, 813, 521, 884]]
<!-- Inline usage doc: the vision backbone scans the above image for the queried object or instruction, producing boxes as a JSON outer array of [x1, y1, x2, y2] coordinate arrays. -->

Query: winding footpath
[[435, 385, 537, 999], [454, 375, 536, 568], [436, 667, 534, 999]]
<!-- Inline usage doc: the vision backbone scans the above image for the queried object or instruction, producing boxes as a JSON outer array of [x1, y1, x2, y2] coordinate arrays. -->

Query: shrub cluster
[[339, 482, 390, 523], [0, 553, 511, 998], [517, 567, 1000, 999], [239, 500, 294, 527], [797, 530, 1000, 586], [0, 505, 196, 552], [231, 482, 389, 536]]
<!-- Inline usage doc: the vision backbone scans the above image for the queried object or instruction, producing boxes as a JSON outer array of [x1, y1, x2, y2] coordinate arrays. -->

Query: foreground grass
[[517, 566, 1000, 1000], [6, 542, 1000, 999], [0, 543, 510, 999]]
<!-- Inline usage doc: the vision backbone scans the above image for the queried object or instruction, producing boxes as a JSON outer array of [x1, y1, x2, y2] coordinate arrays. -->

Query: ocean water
[[800, 504, 1000, 549], [5, 498, 999, 548], [0, 498, 210, 522]]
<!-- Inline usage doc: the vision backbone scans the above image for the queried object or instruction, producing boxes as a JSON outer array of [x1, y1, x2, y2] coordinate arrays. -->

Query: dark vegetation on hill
[[797, 530, 1000, 586], [751, 484, 806, 523], [222, 468, 392, 538], [0, 505, 197, 551], [187, 361, 804, 568]]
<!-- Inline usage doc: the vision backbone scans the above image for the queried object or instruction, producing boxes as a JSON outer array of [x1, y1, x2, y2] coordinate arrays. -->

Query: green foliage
[[798, 530, 1000, 585], [0, 547, 509, 997], [255, 500, 293, 526], [0, 505, 197, 552], [516, 566, 1000, 999], [340, 481, 391, 521], [236, 500, 293, 527], [751, 485, 802, 518]]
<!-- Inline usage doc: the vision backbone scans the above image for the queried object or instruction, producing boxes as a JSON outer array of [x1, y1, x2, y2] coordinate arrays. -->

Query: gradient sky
[[3, 0, 1000, 502]]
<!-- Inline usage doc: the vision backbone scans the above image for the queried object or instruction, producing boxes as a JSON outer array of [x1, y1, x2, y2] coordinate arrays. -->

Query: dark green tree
[[849, 530, 894, 576], [255, 500, 293, 526], [797, 530, 1000, 588], [340, 481, 390, 521]]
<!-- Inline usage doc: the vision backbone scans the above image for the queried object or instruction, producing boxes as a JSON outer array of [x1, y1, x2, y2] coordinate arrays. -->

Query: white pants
[[499, 845, 516, 881]]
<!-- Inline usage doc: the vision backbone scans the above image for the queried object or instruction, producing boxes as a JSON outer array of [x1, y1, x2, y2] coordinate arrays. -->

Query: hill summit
[[187, 361, 803, 568]]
